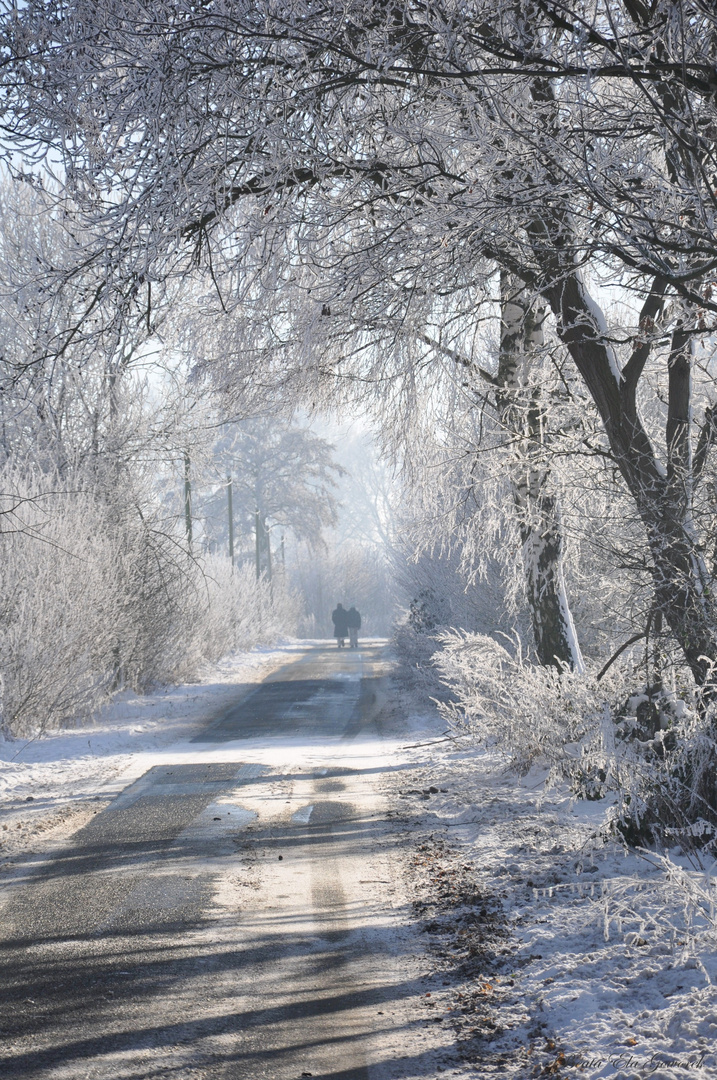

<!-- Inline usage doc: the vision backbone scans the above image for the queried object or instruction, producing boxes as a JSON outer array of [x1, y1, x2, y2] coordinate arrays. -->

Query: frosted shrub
[[0, 466, 299, 736], [434, 630, 605, 774], [434, 629, 717, 852], [0, 480, 125, 735], [392, 620, 446, 701], [392, 541, 523, 705], [180, 557, 300, 676], [604, 687, 717, 853]]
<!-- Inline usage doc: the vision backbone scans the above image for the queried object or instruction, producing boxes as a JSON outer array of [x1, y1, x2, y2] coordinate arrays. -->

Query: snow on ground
[[3, 644, 716, 1078], [0, 641, 306, 869], [391, 703, 717, 1080]]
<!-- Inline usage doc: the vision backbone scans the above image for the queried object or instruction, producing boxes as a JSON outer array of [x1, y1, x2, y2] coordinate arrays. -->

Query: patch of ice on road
[[291, 805, 315, 824], [185, 800, 257, 836]]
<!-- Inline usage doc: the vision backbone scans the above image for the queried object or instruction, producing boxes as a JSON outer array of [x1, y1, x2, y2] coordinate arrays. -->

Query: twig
[[597, 632, 647, 681], [401, 731, 458, 749], [9, 733, 42, 761]]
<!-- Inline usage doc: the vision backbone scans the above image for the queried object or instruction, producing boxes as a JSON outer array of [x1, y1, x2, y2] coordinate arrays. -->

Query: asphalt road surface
[[0, 642, 421, 1080]]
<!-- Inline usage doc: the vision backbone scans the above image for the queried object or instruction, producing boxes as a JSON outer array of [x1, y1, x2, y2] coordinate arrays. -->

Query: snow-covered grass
[[394, 698, 717, 1079]]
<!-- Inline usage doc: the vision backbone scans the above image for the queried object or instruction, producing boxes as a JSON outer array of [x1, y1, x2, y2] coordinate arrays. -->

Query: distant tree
[[200, 417, 343, 575]]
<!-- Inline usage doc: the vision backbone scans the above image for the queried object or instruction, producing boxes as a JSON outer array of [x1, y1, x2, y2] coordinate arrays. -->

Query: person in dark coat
[[332, 603, 349, 648], [346, 606, 361, 649]]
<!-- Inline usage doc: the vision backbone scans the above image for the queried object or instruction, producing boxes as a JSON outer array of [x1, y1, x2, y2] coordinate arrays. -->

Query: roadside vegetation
[[3, 0, 717, 917]]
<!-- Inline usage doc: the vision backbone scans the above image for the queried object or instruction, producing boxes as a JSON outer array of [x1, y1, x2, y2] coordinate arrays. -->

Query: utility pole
[[184, 451, 192, 552], [227, 475, 234, 567], [255, 510, 261, 581]]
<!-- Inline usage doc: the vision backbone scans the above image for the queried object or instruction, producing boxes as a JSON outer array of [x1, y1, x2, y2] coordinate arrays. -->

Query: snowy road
[[0, 642, 426, 1080]]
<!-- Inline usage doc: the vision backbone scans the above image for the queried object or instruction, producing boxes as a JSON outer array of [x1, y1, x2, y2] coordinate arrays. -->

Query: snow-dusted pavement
[[3, 642, 716, 1080], [0, 641, 450, 1080]]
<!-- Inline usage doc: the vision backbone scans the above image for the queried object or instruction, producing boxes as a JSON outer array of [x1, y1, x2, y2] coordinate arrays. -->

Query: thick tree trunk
[[498, 271, 584, 672], [520, 488, 583, 672]]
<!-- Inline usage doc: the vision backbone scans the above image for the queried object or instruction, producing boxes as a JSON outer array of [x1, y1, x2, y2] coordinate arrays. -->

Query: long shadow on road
[[0, 776, 455, 1080], [0, 643, 454, 1080]]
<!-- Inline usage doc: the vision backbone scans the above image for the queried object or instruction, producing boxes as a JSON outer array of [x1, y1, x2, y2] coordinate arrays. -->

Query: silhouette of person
[[346, 606, 361, 649], [332, 603, 349, 648]]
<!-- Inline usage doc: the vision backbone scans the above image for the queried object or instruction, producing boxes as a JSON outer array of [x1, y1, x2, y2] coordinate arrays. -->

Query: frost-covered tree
[[6, 1, 717, 684], [0, 182, 299, 735], [197, 416, 342, 573], [0, 181, 146, 476], [496, 274, 584, 670]]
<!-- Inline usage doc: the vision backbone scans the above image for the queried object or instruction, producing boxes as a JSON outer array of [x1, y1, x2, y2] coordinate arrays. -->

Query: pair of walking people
[[331, 603, 361, 649]]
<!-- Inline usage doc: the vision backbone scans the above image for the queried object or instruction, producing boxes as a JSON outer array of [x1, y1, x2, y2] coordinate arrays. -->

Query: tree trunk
[[498, 271, 584, 672]]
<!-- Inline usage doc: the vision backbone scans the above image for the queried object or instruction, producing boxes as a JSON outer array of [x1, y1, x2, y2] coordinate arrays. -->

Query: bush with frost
[[601, 688, 717, 854], [434, 629, 717, 852], [0, 480, 125, 736], [434, 630, 606, 775], [186, 556, 299, 674], [0, 465, 298, 736]]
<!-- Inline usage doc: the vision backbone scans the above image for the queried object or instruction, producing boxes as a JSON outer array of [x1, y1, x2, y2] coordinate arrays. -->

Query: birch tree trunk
[[497, 271, 584, 672]]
